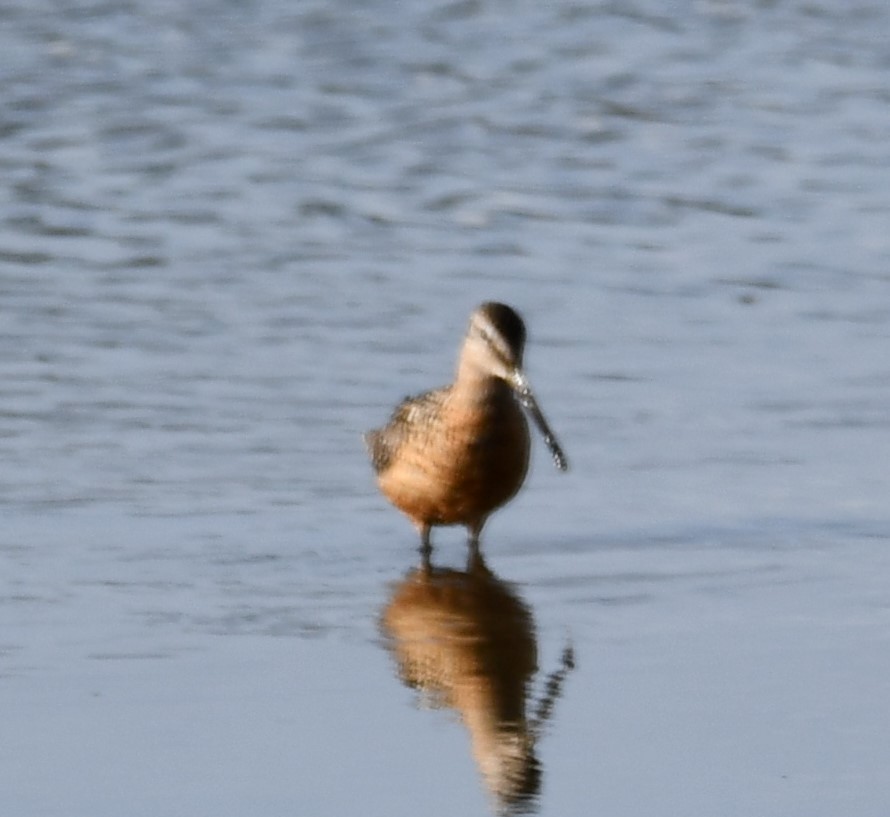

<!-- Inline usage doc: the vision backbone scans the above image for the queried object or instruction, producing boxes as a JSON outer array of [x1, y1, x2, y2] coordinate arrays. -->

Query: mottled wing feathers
[[365, 387, 449, 474]]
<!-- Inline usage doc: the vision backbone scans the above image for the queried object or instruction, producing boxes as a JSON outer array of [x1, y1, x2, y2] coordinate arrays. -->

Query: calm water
[[3, 1, 890, 814]]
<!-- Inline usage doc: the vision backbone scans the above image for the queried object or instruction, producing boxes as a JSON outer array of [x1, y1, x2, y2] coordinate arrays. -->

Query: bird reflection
[[381, 550, 574, 815]]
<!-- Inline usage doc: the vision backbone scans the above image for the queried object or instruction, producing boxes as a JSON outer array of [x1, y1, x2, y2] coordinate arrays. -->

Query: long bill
[[510, 370, 569, 472]]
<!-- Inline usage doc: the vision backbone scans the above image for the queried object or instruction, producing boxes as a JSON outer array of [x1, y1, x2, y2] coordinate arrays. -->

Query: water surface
[[3, 1, 890, 814]]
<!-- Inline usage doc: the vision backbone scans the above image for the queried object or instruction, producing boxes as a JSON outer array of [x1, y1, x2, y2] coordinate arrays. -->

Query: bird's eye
[[473, 321, 492, 343]]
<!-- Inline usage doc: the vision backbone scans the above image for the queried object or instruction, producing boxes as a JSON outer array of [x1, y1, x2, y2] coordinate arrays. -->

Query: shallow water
[[3, 1, 890, 814]]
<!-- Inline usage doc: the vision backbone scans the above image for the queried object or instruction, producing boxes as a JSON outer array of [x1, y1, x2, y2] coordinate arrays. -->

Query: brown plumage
[[381, 551, 575, 812], [365, 302, 567, 551]]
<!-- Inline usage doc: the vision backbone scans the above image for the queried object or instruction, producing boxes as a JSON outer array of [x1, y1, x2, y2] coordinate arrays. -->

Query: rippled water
[[3, 1, 890, 815]]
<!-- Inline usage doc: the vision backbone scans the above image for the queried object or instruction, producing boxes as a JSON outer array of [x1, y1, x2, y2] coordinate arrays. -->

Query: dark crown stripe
[[478, 302, 526, 353]]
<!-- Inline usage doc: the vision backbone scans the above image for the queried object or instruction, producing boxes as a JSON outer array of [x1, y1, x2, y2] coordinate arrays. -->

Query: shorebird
[[381, 551, 574, 812], [365, 302, 567, 552]]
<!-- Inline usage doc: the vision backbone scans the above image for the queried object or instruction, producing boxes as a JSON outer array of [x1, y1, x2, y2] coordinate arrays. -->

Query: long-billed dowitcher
[[382, 551, 574, 811], [365, 302, 567, 552]]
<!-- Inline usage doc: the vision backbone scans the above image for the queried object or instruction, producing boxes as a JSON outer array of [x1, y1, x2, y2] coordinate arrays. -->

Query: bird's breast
[[376, 385, 531, 526]]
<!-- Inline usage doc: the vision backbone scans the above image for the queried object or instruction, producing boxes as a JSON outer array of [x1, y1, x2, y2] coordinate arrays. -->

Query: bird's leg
[[466, 519, 484, 569], [419, 523, 432, 569]]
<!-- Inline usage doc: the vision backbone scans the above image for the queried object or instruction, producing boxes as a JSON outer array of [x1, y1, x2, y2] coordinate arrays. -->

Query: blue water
[[3, 1, 890, 814]]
